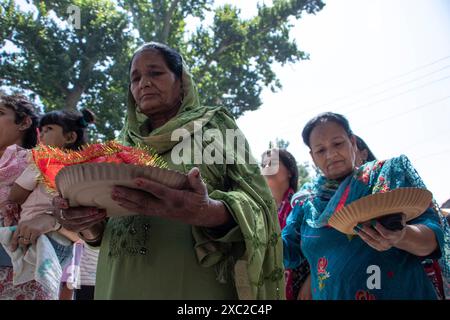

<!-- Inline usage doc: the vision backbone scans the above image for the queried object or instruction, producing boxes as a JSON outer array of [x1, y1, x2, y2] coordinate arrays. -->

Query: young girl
[[3, 108, 95, 299], [0, 93, 40, 300]]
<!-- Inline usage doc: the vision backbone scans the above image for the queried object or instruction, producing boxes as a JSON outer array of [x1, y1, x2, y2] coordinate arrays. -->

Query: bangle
[[78, 220, 106, 246], [78, 232, 102, 247], [53, 221, 62, 232], [45, 210, 62, 231]]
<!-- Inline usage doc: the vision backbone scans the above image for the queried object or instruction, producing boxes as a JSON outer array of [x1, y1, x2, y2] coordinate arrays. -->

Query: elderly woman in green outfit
[[53, 42, 284, 300]]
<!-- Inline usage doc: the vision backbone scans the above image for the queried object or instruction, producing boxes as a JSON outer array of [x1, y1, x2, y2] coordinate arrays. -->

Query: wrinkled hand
[[52, 197, 107, 233], [111, 167, 228, 228], [354, 216, 407, 251], [10, 214, 57, 252]]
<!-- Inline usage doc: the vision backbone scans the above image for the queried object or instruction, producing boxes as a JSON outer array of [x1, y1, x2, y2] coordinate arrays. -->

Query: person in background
[[261, 148, 311, 300], [0, 93, 42, 299], [283, 112, 449, 299], [440, 199, 450, 299], [441, 199, 450, 222], [4, 108, 95, 300], [355, 135, 376, 166]]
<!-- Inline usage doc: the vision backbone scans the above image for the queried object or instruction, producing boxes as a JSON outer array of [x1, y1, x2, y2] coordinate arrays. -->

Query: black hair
[[39, 108, 95, 150], [302, 112, 354, 148], [441, 199, 450, 209], [0, 93, 39, 149], [355, 135, 376, 162], [129, 42, 183, 80], [262, 148, 299, 192]]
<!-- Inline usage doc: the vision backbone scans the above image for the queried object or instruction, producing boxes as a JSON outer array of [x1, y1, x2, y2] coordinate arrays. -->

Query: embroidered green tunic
[[94, 59, 284, 300]]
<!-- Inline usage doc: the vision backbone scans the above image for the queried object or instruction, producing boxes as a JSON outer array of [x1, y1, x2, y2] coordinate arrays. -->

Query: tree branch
[[198, 40, 234, 79], [128, 1, 145, 40], [64, 56, 95, 110], [161, 0, 181, 43], [65, 84, 86, 110]]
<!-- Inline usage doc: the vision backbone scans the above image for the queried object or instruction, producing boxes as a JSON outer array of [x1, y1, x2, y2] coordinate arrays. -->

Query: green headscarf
[[118, 46, 285, 300], [119, 55, 218, 154]]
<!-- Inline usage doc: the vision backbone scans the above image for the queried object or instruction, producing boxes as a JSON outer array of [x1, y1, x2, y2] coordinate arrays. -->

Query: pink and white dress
[[0, 145, 54, 300]]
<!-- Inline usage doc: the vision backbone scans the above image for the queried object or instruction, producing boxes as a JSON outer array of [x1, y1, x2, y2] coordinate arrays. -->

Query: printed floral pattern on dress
[[355, 160, 387, 186], [0, 267, 54, 300], [317, 257, 330, 290], [357, 166, 371, 185], [355, 289, 376, 300], [372, 176, 390, 194]]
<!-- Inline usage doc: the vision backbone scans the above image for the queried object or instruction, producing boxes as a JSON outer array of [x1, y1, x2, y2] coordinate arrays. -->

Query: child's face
[[40, 124, 70, 148]]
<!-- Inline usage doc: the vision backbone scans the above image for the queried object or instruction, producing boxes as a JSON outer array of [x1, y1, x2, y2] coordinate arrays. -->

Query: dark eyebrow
[[146, 64, 163, 69], [312, 136, 346, 148], [130, 69, 139, 78], [131, 64, 163, 78], [331, 136, 346, 142]]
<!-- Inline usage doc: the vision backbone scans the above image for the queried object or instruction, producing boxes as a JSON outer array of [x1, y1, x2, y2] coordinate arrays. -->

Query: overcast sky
[[5, 0, 450, 203], [220, 0, 450, 204]]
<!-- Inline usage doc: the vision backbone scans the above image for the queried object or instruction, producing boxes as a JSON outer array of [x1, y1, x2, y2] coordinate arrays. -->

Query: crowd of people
[[0, 42, 448, 300]]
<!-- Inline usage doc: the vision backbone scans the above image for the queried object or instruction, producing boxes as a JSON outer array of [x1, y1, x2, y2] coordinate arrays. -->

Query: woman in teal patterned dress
[[283, 112, 450, 299]]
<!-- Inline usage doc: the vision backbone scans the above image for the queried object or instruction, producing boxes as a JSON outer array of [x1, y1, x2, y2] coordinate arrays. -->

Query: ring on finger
[[59, 208, 66, 221]]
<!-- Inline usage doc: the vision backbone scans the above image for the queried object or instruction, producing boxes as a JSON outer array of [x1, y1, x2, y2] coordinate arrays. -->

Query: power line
[[356, 55, 450, 90], [357, 95, 450, 128], [329, 65, 450, 114], [273, 75, 450, 138], [281, 54, 450, 118], [343, 74, 450, 116], [273, 89, 450, 141], [401, 127, 450, 153], [416, 148, 450, 161]]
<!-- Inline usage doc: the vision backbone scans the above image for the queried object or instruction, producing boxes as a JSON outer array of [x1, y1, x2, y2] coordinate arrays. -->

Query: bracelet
[[78, 231, 103, 246], [44, 210, 62, 232], [78, 220, 106, 246], [53, 221, 62, 232]]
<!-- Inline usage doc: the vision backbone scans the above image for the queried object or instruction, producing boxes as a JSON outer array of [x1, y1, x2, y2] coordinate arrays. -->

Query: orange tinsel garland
[[32, 141, 167, 191]]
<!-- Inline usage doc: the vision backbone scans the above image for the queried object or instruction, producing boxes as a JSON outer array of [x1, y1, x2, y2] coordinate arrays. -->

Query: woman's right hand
[[52, 196, 106, 234]]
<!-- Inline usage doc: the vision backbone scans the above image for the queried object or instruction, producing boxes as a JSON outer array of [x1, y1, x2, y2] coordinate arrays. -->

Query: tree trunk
[[64, 56, 94, 110], [64, 84, 85, 110], [160, 0, 181, 43]]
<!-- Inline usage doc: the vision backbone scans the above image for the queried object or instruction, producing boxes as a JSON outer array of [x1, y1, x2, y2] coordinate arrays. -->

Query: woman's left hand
[[355, 218, 407, 252], [10, 214, 57, 252], [111, 167, 231, 228]]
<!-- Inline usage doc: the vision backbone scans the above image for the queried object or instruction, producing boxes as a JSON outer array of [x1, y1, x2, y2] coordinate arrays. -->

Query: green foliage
[[185, 0, 325, 117], [268, 137, 290, 149], [297, 161, 311, 189], [0, 0, 133, 140], [0, 0, 325, 138]]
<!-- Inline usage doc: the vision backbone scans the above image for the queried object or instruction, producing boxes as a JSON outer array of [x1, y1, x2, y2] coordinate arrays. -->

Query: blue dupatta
[[291, 155, 450, 297]]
